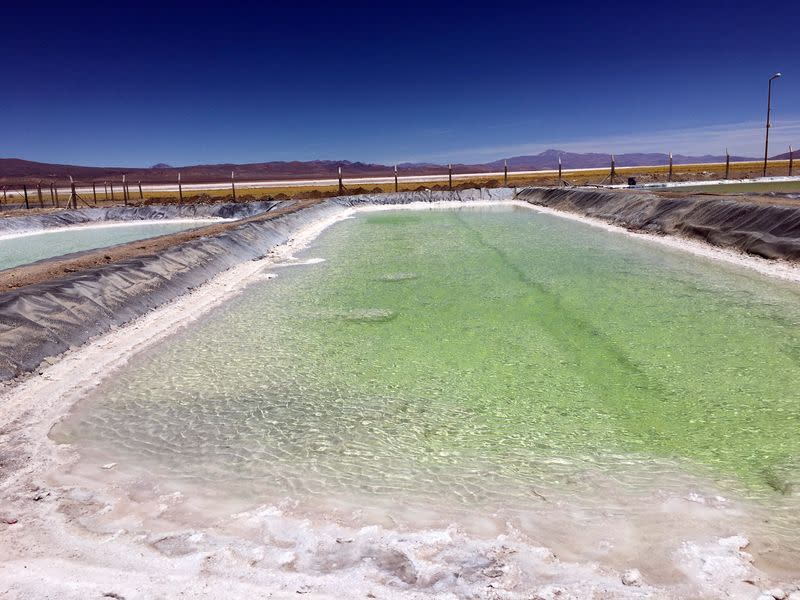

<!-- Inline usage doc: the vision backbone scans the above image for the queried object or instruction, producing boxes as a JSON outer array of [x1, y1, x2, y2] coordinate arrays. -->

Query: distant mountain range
[[484, 150, 758, 170], [0, 150, 771, 184], [771, 149, 797, 161]]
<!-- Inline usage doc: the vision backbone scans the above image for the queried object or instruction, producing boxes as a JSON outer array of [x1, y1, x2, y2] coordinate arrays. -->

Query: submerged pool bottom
[[52, 204, 800, 578]]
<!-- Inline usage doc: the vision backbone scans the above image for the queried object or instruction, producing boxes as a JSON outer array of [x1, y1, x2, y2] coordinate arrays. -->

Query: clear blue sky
[[2, 0, 798, 167]]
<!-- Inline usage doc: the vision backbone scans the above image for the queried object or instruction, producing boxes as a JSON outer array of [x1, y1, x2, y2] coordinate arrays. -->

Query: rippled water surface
[[54, 205, 800, 544], [0, 220, 213, 271]]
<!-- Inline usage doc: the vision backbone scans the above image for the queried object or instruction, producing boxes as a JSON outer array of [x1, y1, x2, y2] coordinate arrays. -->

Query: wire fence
[[0, 148, 796, 212]]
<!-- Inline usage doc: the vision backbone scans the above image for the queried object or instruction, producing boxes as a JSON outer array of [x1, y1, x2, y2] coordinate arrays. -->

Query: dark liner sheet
[[517, 187, 800, 261]]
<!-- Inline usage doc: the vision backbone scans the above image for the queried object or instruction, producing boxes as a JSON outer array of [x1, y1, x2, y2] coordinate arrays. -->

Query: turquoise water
[[54, 205, 800, 533], [0, 221, 212, 271]]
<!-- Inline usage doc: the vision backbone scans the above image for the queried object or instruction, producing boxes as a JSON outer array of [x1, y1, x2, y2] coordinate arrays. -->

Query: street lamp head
[[771, 72, 782, 80]]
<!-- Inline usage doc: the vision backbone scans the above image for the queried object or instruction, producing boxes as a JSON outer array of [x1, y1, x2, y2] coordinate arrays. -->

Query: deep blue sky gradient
[[2, 0, 798, 167]]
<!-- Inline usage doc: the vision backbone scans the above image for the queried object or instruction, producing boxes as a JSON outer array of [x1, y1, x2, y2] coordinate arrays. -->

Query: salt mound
[[379, 272, 419, 282], [343, 308, 397, 323]]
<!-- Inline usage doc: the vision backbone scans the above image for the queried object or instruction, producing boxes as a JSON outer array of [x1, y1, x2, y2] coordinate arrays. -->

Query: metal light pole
[[763, 72, 782, 177]]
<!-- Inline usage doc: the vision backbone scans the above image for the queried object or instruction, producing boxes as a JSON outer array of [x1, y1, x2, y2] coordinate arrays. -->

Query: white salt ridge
[[274, 257, 327, 267], [380, 272, 419, 281]]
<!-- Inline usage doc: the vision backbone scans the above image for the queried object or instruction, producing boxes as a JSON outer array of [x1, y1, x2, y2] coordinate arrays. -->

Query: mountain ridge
[[0, 150, 769, 184]]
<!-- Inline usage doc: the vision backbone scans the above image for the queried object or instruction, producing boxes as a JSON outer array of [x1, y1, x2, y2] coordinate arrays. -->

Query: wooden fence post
[[448, 164, 452, 190], [558, 155, 562, 186], [104, 181, 108, 201], [231, 170, 236, 201], [668, 151, 673, 182], [23, 184, 29, 209], [504, 159, 508, 186], [122, 175, 128, 206], [110, 182, 115, 201], [789, 146, 793, 177], [37, 183, 44, 207], [338, 167, 343, 195], [394, 165, 398, 192], [610, 155, 616, 185], [725, 149, 730, 180], [178, 172, 183, 205], [92, 182, 97, 205], [70, 176, 77, 209], [138, 181, 143, 200]]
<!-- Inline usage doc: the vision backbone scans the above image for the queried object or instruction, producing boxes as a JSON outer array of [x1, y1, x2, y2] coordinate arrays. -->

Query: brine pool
[[0, 220, 216, 271], [52, 204, 800, 581]]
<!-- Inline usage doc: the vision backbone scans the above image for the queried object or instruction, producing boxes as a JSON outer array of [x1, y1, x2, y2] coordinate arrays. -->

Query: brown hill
[[0, 150, 762, 185], [770, 149, 797, 161], [0, 158, 408, 185]]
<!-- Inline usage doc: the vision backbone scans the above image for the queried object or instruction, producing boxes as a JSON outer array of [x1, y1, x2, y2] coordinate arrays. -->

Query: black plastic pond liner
[[0, 189, 510, 381], [0, 201, 283, 236], [517, 187, 800, 260]]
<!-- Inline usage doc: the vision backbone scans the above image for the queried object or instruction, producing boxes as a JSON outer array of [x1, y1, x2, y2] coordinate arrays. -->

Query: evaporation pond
[[53, 204, 800, 548], [0, 220, 213, 271]]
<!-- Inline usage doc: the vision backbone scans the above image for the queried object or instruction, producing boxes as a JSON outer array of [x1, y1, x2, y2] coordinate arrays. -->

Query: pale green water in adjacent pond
[[54, 205, 800, 521], [0, 220, 213, 271]]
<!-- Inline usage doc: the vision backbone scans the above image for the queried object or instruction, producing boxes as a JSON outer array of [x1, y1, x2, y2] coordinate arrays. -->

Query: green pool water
[[54, 205, 800, 517], [0, 220, 213, 271]]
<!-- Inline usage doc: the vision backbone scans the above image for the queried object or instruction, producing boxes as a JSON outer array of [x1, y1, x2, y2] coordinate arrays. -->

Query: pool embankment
[[517, 187, 800, 260], [0, 189, 509, 381], [0, 200, 284, 237], [1, 185, 796, 381]]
